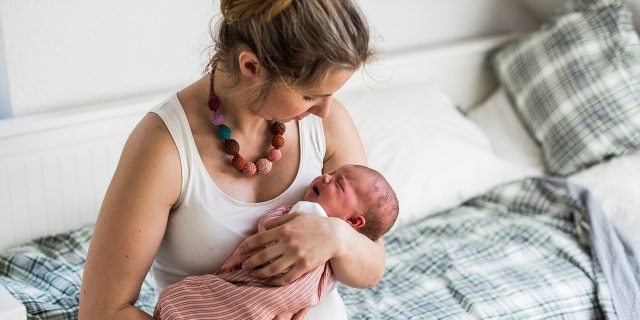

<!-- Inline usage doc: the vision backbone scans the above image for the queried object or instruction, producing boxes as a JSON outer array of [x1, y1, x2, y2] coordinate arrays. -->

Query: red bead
[[210, 62, 286, 177], [223, 139, 240, 155], [255, 158, 272, 174], [272, 135, 284, 149], [232, 154, 245, 171], [243, 162, 257, 176], [272, 122, 286, 135], [268, 148, 282, 162], [208, 98, 220, 111]]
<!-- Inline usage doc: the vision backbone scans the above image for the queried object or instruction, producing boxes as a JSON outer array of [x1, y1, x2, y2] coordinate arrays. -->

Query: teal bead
[[217, 124, 232, 140]]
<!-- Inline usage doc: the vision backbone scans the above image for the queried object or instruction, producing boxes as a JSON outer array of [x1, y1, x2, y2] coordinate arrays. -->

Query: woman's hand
[[221, 212, 347, 286]]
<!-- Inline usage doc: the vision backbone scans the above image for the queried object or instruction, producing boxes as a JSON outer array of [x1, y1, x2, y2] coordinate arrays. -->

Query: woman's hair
[[209, 0, 376, 99]]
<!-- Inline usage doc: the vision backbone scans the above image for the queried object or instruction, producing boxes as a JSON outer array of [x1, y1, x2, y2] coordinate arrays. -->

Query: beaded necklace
[[208, 62, 286, 176]]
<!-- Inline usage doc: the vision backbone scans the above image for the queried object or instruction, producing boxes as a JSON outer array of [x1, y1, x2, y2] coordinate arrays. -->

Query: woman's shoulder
[[124, 112, 181, 169], [321, 97, 367, 171]]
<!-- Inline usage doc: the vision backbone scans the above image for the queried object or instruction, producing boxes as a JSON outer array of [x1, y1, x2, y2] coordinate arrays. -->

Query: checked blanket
[[0, 225, 157, 319], [2, 177, 639, 319], [338, 177, 640, 319]]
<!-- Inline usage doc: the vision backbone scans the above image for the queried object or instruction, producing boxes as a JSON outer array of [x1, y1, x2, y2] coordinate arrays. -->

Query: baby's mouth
[[313, 185, 320, 195]]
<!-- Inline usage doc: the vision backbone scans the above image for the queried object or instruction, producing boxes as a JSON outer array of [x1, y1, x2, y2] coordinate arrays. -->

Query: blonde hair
[[210, 0, 375, 98]]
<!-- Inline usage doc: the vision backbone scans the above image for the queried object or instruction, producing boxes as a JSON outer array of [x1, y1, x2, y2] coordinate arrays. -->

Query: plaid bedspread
[[338, 177, 640, 319], [0, 225, 157, 319], [1, 177, 638, 319]]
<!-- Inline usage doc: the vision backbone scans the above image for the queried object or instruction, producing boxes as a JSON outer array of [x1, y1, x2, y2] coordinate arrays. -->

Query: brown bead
[[223, 139, 240, 155], [232, 154, 246, 171], [272, 122, 286, 135], [272, 135, 284, 149]]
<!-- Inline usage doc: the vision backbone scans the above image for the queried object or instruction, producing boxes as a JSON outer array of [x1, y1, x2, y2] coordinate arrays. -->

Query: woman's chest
[[193, 125, 302, 203]]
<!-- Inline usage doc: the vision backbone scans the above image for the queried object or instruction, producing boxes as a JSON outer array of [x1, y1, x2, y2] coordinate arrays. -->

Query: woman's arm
[[222, 99, 386, 288], [79, 114, 181, 319]]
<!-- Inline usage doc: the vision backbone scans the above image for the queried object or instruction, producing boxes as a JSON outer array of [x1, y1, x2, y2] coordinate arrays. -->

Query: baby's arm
[[257, 205, 292, 232]]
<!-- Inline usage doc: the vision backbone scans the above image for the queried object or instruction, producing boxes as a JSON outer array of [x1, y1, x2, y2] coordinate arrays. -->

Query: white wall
[[360, 0, 538, 52], [0, 0, 539, 119], [0, 0, 214, 118]]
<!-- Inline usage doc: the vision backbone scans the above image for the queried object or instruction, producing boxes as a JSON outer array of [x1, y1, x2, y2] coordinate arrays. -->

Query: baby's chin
[[303, 188, 318, 202]]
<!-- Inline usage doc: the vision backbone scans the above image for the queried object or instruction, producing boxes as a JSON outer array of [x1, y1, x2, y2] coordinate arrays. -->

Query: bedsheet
[[1, 178, 638, 319], [338, 177, 640, 319], [0, 226, 157, 319]]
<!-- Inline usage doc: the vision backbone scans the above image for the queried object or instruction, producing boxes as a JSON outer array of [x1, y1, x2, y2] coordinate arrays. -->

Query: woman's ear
[[237, 50, 262, 78], [348, 215, 366, 229]]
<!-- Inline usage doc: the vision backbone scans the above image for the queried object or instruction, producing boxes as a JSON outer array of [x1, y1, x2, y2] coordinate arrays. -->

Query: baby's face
[[303, 165, 367, 220]]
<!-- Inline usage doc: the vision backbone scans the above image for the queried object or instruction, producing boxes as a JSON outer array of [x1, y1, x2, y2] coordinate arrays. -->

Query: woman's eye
[[303, 96, 319, 101]]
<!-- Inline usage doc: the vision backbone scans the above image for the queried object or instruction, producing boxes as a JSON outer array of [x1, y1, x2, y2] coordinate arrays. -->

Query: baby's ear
[[347, 215, 366, 229]]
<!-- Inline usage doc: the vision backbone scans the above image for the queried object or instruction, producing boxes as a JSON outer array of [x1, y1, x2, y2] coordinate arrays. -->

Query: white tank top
[[150, 94, 326, 289]]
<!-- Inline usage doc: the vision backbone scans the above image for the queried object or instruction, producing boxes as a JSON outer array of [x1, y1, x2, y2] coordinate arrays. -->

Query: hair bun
[[221, 0, 293, 22]]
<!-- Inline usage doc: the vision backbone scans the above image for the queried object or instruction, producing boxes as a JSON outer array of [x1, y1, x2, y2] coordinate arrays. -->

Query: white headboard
[[0, 34, 514, 251], [0, 94, 167, 250], [342, 34, 517, 111]]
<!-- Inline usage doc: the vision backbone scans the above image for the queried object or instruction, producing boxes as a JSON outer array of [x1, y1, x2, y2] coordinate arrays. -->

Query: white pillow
[[568, 150, 640, 247], [337, 84, 539, 227], [466, 87, 545, 172]]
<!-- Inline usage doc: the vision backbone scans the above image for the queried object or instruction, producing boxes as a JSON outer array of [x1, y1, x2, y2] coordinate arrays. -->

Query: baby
[[154, 164, 399, 320]]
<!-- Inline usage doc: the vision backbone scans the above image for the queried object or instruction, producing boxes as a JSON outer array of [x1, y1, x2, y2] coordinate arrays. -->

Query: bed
[[2, 0, 640, 319]]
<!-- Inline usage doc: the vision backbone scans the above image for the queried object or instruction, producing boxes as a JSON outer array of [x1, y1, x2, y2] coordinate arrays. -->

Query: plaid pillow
[[491, 0, 640, 176]]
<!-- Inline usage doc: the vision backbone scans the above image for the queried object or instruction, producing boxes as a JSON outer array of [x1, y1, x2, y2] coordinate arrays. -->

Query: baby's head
[[304, 164, 399, 240]]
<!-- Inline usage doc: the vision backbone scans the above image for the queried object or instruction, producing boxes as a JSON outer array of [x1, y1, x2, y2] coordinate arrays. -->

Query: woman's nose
[[310, 98, 331, 118]]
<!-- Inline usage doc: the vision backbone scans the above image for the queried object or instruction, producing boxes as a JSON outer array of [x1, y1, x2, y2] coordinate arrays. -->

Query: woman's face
[[255, 69, 355, 123]]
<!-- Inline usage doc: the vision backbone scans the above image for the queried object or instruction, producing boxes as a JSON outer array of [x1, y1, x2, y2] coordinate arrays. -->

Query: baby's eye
[[303, 96, 319, 101]]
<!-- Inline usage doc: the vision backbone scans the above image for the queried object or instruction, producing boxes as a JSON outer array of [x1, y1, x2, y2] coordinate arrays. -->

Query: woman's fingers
[[220, 224, 283, 269], [224, 213, 340, 284], [246, 241, 309, 285], [261, 212, 297, 230], [292, 307, 309, 320], [268, 263, 308, 286]]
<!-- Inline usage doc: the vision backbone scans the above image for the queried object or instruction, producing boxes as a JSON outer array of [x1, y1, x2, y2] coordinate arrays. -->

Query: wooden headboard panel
[[0, 34, 514, 251]]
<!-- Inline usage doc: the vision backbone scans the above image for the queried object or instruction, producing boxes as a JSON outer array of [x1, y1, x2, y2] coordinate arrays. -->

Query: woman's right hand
[[221, 212, 345, 286]]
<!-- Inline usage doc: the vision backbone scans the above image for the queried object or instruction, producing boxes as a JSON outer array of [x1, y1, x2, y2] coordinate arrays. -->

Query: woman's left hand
[[221, 212, 347, 286]]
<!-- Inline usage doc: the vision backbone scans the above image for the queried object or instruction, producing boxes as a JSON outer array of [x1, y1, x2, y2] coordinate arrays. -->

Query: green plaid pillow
[[491, 0, 640, 176]]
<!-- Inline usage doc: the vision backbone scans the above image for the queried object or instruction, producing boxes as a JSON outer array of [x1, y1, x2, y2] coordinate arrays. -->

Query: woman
[[79, 0, 383, 319]]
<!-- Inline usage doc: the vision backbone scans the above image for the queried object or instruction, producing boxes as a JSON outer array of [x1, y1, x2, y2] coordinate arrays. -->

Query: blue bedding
[[1, 177, 638, 319], [338, 178, 640, 319]]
